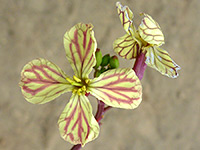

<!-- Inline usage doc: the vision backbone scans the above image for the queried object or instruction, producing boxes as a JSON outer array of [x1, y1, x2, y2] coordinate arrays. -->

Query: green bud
[[101, 54, 110, 66], [94, 70, 101, 77], [100, 67, 106, 73], [110, 55, 119, 69], [95, 48, 102, 68]]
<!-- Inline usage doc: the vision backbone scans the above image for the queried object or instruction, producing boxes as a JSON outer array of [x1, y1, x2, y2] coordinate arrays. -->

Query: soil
[[0, 0, 200, 150]]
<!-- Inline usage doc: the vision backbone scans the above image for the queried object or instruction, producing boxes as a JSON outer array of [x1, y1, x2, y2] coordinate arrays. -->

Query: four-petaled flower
[[114, 2, 181, 78], [19, 23, 142, 146]]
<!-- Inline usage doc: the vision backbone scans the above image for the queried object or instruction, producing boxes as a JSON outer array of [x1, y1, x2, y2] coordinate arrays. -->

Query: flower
[[114, 2, 181, 78], [19, 23, 142, 146]]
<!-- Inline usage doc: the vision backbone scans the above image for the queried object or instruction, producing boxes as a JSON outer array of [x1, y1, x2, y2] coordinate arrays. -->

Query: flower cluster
[[114, 2, 180, 78], [19, 23, 142, 146], [19, 1, 181, 148]]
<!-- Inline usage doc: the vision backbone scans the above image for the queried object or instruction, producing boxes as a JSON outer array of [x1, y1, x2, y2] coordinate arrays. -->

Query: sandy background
[[0, 0, 200, 150]]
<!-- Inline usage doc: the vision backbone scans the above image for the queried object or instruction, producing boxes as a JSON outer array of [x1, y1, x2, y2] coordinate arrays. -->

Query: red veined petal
[[116, 2, 136, 36], [19, 58, 72, 104], [63, 23, 97, 79], [138, 13, 165, 46], [145, 46, 181, 78], [89, 68, 142, 109], [58, 93, 99, 146], [113, 33, 140, 59]]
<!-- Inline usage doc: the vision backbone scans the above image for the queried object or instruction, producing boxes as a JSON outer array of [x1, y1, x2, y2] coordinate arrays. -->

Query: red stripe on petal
[[58, 94, 99, 146], [63, 23, 97, 78], [20, 58, 71, 104], [89, 68, 142, 109]]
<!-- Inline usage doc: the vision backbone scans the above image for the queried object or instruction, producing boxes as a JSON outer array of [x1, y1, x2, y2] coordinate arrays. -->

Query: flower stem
[[132, 51, 147, 80], [104, 106, 112, 113], [95, 100, 106, 125], [71, 144, 81, 150]]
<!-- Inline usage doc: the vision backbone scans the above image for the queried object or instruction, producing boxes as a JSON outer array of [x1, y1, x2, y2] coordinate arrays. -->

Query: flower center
[[66, 76, 90, 96]]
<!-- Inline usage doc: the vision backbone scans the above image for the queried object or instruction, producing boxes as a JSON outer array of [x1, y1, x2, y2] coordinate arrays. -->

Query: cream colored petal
[[113, 33, 141, 59], [89, 68, 142, 109], [138, 13, 165, 46], [145, 46, 181, 78], [63, 23, 97, 79], [19, 58, 72, 104], [116, 2, 138, 37], [58, 93, 99, 146]]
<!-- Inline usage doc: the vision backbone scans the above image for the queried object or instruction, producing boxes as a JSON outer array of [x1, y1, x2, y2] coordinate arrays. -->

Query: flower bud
[[110, 55, 119, 69], [100, 67, 106, 73], [101, 54, 110, 66], [95, 48, 102, 68], [94, 70, 101, 77]]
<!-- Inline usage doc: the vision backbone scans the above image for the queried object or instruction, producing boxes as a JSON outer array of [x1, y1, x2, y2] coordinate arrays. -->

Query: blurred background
[[0, 0, 200, 150]]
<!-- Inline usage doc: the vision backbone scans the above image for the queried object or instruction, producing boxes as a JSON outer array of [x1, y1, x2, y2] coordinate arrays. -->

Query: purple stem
[[133, 52, 147, 80], [71, 52, 147, 150], [71, 144, 81, 150], [95, 100, 105, 125]]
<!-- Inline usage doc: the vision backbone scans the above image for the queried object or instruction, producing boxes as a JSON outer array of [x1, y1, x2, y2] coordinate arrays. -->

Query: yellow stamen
[[77, 88, 82, 95], [66, 77, 74, 84], [85, 79, 90, 84], [73, 75, 82, 83], [81, 85, 86, 91], [66, 77, 82, 86], [72, 89, 77, 94]]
